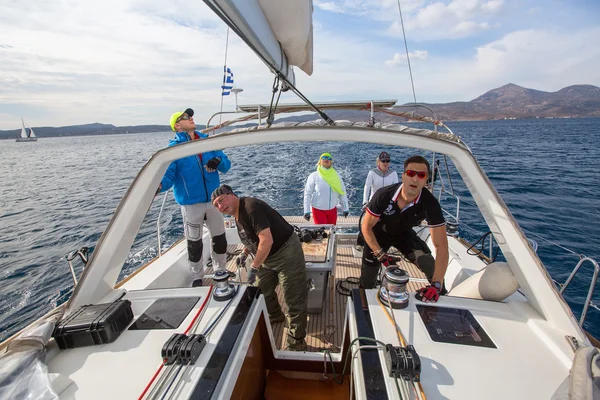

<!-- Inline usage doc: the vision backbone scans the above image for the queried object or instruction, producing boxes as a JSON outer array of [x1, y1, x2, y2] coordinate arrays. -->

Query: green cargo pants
[[256, 234, 308, 346]]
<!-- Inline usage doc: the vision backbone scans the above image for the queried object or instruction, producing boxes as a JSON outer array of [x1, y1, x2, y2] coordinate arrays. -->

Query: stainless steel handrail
[[438, 187, 461, 223], [559, 257, 600, 326], [156, 190, 169, 257]]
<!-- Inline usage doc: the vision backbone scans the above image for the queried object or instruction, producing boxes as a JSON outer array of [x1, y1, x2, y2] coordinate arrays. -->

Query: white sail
[[20, 118, 28, 138], [26, 124, 36, 138], [203, 0, 315, 85]]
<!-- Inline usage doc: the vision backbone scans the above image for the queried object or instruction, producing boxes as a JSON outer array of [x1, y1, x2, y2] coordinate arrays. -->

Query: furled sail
[[203, 0, 314, 86]]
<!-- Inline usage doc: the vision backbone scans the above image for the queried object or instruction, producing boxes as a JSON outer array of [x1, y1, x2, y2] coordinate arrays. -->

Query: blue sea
[[1, 118, 599, 341]]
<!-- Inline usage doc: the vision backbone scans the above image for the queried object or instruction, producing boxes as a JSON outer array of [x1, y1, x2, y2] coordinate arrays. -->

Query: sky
[[1, 0, 599, 130]]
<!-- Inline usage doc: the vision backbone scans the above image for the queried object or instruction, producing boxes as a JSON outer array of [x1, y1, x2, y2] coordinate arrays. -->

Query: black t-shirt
[[237, 197, 294, 257], [366, 183, 445, 238]]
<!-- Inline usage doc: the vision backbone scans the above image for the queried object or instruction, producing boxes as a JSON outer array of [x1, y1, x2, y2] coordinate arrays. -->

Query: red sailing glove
[[416, 284, 441, 303], [379, 255, 396, 268]]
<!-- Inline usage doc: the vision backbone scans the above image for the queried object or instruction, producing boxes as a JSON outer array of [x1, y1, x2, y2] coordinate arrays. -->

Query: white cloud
[[401, 27, 600, 102], [386, 0, 503, 40], [385, 50, 429, 66], [0, 0, 276, 129], [452, 21, 490, 35], [447, 0, 481, 18], [314, 1, 346, 13], [1, 0, 599, 129], [482, 0, 504, 13]]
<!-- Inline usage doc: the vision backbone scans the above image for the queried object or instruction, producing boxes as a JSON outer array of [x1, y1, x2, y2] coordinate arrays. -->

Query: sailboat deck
[[204, 241, 428, 352]]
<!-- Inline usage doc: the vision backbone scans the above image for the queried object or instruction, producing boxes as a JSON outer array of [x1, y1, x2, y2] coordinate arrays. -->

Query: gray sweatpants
[[181, 202, 227, 278], [257, 234, 308, 345]]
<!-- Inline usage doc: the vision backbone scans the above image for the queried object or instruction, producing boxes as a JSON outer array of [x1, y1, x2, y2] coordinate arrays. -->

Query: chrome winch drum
[[378, 267, 410, 309], [212, 270, 236, 302]]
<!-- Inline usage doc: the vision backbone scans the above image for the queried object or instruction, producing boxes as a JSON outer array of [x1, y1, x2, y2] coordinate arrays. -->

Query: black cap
[[378, 151, 391, 161], [211, 184, 235, 203], [184, 108, 194, 117]]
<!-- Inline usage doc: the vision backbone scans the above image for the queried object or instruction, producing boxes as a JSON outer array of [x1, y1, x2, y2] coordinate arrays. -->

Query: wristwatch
[[432, 281, 442, 290]]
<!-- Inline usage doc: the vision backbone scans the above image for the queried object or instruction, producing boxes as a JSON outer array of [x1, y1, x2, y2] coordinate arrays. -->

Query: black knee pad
[[212, 233, 227, 254], [188, 239, 203, 263]]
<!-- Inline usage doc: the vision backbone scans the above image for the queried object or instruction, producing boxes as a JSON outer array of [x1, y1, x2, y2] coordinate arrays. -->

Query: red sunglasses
[[405, 170, 428, 179]]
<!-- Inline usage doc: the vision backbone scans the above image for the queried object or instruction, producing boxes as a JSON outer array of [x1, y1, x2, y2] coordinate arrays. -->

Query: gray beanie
[[211, 184, 235, 203]]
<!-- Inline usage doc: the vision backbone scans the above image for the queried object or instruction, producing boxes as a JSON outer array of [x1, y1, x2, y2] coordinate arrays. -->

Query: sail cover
[[203, 0, 314, 85]]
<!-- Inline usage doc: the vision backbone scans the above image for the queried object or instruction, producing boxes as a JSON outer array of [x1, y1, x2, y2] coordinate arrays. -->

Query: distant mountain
[[418, 83, 600, 121], [275, 84, 600, 123], [2, 84, 599, 139], [0, 123, 205, 140]]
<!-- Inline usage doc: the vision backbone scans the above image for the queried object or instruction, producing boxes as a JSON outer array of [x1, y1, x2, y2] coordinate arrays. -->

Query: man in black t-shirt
[[361, 155, 449, 303], [211, 185, 308, 351]]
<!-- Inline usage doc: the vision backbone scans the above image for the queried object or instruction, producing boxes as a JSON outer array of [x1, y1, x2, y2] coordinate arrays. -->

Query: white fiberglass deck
[[355, 289, 572, 400], [46, 286, 248, 399]]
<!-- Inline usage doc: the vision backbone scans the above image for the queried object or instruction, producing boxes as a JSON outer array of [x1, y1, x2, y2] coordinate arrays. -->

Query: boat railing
[[156, 190, 170, 257], [65, 247, 89, 285], [558, 257, 600, 327], [456, 194, 599, 327]]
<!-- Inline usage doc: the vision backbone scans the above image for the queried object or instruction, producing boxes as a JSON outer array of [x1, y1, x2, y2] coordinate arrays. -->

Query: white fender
[[449, 262, 519, 302]]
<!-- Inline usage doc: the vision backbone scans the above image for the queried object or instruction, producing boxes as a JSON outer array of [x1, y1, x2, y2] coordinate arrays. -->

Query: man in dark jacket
[[158, 108, 231, 283], [212, 184, 308, 351]]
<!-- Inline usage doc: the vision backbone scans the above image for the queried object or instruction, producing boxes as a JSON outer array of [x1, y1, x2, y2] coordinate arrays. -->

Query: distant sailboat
[[16, 118, 38, 142]]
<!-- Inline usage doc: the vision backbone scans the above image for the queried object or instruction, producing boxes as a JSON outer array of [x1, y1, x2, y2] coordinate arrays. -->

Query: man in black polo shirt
[[211, 185, 308, 351], [361, 155, 449, 303]]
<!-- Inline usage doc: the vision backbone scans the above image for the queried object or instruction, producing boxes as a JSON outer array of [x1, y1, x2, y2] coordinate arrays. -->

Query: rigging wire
[[266, 75, 283, 128], [456, 196, 587, 259], [395, 0, 418, 106], [202, 0, 335, 125]]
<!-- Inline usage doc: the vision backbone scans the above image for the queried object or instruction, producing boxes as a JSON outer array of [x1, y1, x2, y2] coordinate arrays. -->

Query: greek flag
[[221, 67, 234, 96]]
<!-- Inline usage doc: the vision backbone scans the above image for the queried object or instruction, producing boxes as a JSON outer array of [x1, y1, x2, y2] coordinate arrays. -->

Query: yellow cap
[[170, 112, 184, 132]]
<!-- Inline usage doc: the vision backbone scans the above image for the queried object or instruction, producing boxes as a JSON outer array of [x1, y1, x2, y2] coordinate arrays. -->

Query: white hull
[[1, 125, 594, 400], [4, 222, 561, 399]]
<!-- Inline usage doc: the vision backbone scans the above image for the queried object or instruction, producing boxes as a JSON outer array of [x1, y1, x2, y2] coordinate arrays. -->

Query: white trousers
[[181, 202, 227, 278]]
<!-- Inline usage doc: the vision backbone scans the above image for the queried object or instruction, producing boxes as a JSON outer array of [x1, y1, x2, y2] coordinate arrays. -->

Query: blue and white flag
[[221, 67, 234, 96]]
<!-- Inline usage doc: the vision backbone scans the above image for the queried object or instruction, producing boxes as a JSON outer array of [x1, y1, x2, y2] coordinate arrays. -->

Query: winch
[[379, 266, 410, 309], [212, 270, 236, 301]]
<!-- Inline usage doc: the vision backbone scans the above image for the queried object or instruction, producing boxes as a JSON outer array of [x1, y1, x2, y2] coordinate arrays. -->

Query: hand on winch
[[247, 266, 259, 285], [374, 250, 398, 269], [415, 282, 442, 303]]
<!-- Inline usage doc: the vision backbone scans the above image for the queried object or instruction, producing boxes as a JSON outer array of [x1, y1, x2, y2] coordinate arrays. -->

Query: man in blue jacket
[[157, 108, 231, 284]]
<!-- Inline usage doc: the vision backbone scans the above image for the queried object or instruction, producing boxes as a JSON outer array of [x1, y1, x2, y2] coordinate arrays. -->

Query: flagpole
[[219, 27, 230, 128]]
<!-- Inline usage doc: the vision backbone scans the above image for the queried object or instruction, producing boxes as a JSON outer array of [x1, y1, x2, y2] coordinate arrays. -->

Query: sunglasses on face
[[380, 159, 391, 163], [405, 170, 428, 179], [321, 156, 332, 160], [177, 114, 191, 123]]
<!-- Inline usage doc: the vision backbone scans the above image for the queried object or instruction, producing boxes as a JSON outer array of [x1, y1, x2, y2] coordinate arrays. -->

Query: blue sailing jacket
[[159, 131, 231, 205]]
